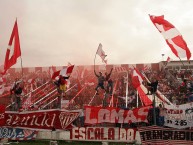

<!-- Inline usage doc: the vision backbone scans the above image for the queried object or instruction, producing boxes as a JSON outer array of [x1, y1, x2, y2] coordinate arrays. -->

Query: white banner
[[164, 102, 193, 129], [70, 127, 136, 142]]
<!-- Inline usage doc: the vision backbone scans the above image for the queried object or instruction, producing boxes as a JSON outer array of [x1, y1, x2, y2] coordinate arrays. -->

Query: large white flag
[[96, 43, 107, 64]]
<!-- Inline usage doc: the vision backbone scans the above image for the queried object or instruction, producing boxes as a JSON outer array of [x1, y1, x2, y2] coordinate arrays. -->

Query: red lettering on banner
[[72, 127, 79, 140], [95, 128, 100, 140], [127, 129, 135, 141], [70, 127, 136, 142], [108, 128, 115, 140], [87, 128, 94, 140], [101, 128, 106, 140], [79, 127, 85, 140], [120, 128, 126, 140]]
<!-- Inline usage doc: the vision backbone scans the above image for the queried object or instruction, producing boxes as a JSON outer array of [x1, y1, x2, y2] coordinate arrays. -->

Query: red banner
[[85, 106, 150, 124], [70, 127, 136, 142], [0, 105, 5, 126], [5, 109, 80, 130]]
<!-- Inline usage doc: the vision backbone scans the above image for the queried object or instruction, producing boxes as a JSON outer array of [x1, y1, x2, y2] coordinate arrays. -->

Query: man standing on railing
[[94, 70, 106, 95], [11, 78, 24, 111], [54, 75, 70, 109]]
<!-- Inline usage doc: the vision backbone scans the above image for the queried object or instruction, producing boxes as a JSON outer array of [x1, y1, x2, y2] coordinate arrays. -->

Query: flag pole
[[178, 57, 185, 67], [16, 18, 23, 78], [126, 71, 128, 108], [20, 56, 24, 78], [94, 45, 99, 73], [137, 91, 139, 108]]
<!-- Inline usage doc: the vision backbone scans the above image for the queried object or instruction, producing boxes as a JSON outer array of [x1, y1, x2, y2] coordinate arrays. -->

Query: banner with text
[[85, 106, 150, 124], [5, 109, 80, 130], [164, 102, 193, 129], [70, 127, 136, 142], [0, 127, 37, 140], [0, 105, 5, 126], [138, 125, 193, 145]]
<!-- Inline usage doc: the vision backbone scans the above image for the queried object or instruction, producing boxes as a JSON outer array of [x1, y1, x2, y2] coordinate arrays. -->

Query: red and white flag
[[132, 67, 145, 89], [149, 15, 191, 60], [3, 20, 21, 74], [96, 43, 107, 64], [52, 65, 74, 79]]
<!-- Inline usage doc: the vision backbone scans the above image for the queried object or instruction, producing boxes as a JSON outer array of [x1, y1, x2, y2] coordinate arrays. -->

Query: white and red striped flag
[[96, 43, 107, 64], [150, 15, 191, 61], [52, 65, 74, 79], [132, 67, 145, 89]]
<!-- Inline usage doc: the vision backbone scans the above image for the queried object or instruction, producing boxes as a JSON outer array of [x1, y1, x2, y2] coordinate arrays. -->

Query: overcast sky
[[0, 0, 193, 67]]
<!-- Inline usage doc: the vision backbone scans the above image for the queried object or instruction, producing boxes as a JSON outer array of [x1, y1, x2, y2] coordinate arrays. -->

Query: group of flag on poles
[[1, 15, 191, 76]]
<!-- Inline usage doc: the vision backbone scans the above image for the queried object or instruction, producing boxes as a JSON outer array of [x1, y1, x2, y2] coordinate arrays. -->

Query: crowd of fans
[[0, 66, 193, 110]]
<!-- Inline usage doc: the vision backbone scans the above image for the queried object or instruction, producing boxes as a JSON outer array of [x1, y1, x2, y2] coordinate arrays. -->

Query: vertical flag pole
[[94, 50, 97, 73], [126, 71, 128, 108], [178, 57, 185, 67], [20, 57, 24, 78], [137, 91, 139, 108]]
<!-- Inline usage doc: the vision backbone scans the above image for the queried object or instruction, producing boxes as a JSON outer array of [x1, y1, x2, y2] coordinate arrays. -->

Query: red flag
[[149, 15, 191, 60], [132, 67, 145, 89], [52, 65, 74, 79], [96, 43, 107, 64], [3, 20, 21, 74]]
